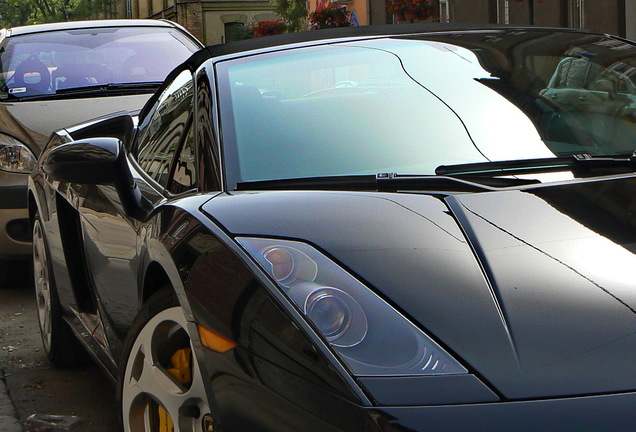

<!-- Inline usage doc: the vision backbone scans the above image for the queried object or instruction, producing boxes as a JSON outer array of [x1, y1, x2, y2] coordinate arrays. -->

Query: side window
[[168, 123, 196, 194], [196, 67, 222, 191], [137, 69, 194, 188]]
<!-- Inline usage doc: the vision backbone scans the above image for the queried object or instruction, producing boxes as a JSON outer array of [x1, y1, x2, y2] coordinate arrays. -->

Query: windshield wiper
[[54, 81, 162, 95], [0, 82, 163, 101], [436, 153, 636, 178], [236, 173, 525, 192]]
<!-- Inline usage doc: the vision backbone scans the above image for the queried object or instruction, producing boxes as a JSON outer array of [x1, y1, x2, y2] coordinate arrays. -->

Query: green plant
[[274, 0, 307, 32]]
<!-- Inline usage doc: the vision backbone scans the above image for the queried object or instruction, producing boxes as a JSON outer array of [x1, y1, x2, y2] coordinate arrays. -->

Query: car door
[[78, 68, 196, 365]]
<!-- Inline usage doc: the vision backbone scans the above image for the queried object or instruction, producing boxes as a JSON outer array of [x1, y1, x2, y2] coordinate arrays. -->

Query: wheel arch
[[141, 261, 174, 305]]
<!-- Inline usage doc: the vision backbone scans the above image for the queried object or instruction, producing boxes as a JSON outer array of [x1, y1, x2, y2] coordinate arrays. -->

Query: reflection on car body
[[27, 24, 636, 431]]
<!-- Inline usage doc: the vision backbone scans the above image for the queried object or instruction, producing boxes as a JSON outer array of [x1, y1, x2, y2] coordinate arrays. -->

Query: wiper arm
[[236, 174, 520, 192], [436, 154, 636, 178], [54, 81, 162, 95]]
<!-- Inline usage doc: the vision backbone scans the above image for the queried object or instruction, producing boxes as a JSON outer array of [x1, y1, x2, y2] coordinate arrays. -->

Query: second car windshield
[[0, 26, 200, 99], [216, 30, 636, 186]]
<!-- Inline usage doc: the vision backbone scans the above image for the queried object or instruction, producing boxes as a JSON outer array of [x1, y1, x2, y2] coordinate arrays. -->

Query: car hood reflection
[[204, 177, 636, 399]]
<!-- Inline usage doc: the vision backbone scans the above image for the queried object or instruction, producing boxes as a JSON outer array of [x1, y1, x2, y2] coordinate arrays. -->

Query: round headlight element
[[0, 134, 37, 174], [304, 287, 367, 348], [306, 292, 351, 337], [263, 247, 294, 282]]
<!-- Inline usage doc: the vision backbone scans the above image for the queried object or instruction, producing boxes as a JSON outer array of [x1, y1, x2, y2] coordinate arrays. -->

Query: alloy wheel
[[33, 218, 52, 353], [121, 306, 210, 432]]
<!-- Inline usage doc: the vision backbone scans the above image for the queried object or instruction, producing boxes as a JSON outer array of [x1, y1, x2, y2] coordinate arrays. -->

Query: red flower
[[250, 19, 288, 38], [385, 0, 435, 20], [309, 4, 351, 30]]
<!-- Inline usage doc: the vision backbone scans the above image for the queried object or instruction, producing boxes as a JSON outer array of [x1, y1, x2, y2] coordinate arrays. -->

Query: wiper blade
[[237, 175, 377, 191], [436, 154, 636, 178], [236, 174, 517, 192], [54, 81, 162, 95]]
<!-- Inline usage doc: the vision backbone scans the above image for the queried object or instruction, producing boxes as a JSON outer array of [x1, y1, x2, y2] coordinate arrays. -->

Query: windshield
[[0, 26, 200, 100], [216, 30, 636, 187]]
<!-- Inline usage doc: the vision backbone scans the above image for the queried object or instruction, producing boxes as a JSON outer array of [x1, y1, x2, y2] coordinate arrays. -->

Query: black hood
[[203, 176, 636, 399]]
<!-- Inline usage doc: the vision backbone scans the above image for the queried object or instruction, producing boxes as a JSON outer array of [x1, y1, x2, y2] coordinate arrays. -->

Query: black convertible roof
[[142, 23, 600, 121], [201, 22, 596, 59]]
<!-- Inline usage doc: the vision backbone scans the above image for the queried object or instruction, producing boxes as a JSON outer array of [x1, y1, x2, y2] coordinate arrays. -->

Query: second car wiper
[[436, 154, 636, 178], [54, 81, 163, 95]]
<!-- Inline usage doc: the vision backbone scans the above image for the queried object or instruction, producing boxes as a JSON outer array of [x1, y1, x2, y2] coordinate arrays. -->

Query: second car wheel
[[117, 288, 212, 432], [32, 211, 87, 367]]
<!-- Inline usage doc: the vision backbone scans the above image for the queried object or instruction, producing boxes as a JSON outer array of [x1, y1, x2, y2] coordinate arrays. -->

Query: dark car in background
[[28, 24, 636, 431], [0, 19, 202, 280]]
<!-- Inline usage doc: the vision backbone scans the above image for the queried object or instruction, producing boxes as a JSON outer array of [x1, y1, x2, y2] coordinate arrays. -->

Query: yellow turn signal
[[197, 324, 237, 353]]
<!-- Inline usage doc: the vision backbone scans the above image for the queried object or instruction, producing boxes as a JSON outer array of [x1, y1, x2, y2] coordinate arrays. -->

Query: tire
[[33, 211, 87, 367], [117, 288, 212, 432]]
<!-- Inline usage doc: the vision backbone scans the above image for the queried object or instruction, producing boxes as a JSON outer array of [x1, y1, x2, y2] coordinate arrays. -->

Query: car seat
[[12, 55, 51, 94]]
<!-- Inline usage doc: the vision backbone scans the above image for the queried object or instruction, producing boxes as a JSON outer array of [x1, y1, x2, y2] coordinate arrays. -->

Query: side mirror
[[41, 137, 152, 220], [42, 137, 123, 184]]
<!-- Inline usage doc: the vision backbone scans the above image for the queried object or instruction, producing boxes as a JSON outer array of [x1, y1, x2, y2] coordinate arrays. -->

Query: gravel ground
[[1, 263, 116, 432]]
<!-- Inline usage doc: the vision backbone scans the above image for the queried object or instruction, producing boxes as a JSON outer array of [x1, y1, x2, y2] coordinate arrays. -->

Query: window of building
[[439, 0, 449, 23], [570, 0, 585, 29], [496, 0, 510, 24], [224, 22, 247, 43]]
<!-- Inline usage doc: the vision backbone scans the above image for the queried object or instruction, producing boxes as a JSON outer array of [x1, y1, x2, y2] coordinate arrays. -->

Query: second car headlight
[[238, 237, 467, 376], [0, 134, 37, 174]]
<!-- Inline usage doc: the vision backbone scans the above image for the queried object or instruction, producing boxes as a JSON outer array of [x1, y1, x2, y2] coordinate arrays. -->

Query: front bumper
[[0, 183, 31, 259], [374, 391, 636, 431]]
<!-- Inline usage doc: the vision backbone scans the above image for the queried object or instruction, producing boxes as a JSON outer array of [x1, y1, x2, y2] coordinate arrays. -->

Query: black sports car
[[28, 24, 636, 431]]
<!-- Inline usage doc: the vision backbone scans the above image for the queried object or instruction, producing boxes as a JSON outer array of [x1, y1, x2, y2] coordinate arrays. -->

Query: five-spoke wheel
[[119, 292, 211, 432]]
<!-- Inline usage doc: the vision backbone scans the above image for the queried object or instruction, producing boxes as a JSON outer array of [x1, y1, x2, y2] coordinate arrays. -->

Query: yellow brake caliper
[[157, 347, 192, 432]]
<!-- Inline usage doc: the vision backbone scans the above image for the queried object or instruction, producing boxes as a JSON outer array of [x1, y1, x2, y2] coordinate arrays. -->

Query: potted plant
[[309, 4, 351, 30], [250, 19, 288, 38], [386, 0, 435, 22]]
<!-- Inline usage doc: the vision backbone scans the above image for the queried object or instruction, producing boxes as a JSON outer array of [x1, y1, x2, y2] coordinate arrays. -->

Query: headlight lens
[[238, 237, 467, 376], [0, 134, 37, 174]]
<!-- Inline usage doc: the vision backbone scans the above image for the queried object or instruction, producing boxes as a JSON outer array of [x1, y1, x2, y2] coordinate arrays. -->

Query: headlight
[[238, 237, 467, 376], [0, 134, 37, 174]]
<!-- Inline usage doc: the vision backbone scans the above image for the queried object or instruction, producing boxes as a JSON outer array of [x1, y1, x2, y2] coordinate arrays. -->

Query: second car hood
[[0, 94, 150, 153], [204, 177, 636, 400]]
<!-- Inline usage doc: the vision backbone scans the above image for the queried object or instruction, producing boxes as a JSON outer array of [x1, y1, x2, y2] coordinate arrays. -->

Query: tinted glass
[[137, 69, 194, 188], [169, 123, 197, 194], [196, 67, 222, 191], [216, 31, 636, 187], [0, 26, 200, 99]]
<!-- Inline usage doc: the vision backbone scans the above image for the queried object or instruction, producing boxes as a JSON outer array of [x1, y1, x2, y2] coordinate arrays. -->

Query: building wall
[[628, 0, 636, 40], [120, 0, 279, 45], [585, 0, 621, 35], [447, 0, 491, 23], [203, 3, 278, 44], [443, 0, 629, 37], [117, 0, 634, 45]]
